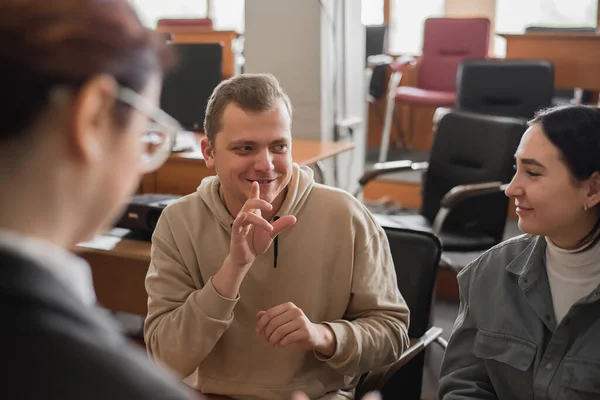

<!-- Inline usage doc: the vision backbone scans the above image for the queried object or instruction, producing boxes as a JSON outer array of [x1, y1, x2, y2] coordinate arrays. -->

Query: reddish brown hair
[[0, 0, 173, 138]]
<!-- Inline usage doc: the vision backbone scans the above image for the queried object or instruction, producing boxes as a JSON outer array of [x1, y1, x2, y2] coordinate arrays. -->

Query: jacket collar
[[505, 235, 547, 291]]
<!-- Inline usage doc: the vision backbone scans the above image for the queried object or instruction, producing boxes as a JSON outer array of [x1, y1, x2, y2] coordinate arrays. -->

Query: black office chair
[[358, 110, 527, 254], [366, 24, 389, 59], [430, 59, 552, 155], [455, 59, 555, 119], [365, 24, 390, 101], [356, 227, 444, 400]]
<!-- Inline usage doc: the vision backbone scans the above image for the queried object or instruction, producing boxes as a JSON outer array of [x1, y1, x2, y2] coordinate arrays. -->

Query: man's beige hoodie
[[144, 164, 409, 400]]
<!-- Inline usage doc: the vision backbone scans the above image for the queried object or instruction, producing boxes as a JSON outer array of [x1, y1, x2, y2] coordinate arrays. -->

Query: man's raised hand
[[228, 181, 296, 267]]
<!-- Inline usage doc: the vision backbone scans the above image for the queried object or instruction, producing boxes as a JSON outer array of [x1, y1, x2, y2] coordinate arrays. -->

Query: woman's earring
[[584, 203, 589, 211]]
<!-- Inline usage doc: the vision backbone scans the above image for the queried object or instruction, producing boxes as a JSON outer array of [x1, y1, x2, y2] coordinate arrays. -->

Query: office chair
[[456, 59, 555, 119], [365, 24, 390, 101], [359, 110, 527, 255], [378, 17, 490, 162], [355, 227, 444, 400], [366, 24, 389, 59], [431, 59, 553, 151]]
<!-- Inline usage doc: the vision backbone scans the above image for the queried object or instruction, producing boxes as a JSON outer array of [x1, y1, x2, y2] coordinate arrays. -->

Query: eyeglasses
[[117, 87, 181, 174]]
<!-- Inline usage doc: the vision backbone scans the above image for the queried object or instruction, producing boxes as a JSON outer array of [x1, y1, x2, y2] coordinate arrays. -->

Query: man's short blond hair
[[203, 73, 293, 143]]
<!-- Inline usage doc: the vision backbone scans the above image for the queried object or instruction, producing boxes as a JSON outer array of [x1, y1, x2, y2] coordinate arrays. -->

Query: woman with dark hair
[[439, 104, 600, 399], [0, 0, 194, 398]]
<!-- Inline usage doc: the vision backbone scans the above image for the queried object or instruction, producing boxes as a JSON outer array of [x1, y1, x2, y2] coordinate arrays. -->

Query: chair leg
[[573, 87, 583, 104], [379, 71, 402, 163], [391, 105, 404, 147], [403, 105, 413, 149]]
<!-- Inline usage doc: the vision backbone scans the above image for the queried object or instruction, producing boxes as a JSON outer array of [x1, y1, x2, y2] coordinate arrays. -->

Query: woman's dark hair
[[529, 104, 600, 247], [0, 0, 173, 139]]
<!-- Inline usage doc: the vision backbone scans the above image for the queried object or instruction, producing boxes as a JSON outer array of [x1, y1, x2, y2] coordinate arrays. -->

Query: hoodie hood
[[197, 163, 315, 232]]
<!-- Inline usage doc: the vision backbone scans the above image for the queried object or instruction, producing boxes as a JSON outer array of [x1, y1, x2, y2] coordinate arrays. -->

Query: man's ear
[[68, 74, 119, 165], [201, 137, 215, 169], [586, 171, 600, 208]]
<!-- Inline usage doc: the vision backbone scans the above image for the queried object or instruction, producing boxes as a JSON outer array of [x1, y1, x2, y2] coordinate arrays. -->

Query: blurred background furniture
[[455, 59, 555, 119], [359, 110, 527, 269], [523, 26, 594, 105], [156, 20, 240, 78], [499, 31, 600, 100], [157, 18, 213, 30], [378, 17, 491, 162]]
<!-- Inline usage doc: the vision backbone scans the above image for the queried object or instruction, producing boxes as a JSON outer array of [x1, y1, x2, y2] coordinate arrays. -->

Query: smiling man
[[144, 73, 409, 400]]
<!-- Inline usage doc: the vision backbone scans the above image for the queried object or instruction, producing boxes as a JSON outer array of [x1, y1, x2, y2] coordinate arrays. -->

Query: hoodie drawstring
[[273, 216, 280, 268], [231, 217, 280, 268]]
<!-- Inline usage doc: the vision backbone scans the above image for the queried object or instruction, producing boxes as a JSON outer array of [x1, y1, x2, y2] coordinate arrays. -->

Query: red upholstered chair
[[378, 17, 490, 162]]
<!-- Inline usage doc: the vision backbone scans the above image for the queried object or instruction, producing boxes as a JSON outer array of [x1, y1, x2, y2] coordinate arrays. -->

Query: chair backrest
[[378, 227, 442, 400], [456, 59, 554, 119], [386, 228, 441, 339], [366, 24, 389, 99], [421, 110, 527, 242], [366, 24, 389, 60], [418, 18, 490, 92]]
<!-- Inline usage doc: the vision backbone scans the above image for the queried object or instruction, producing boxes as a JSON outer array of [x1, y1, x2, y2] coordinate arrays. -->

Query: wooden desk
[[75, 233, 151, 316], [140, 138, 355, 196], [500, 32, 600, 91]]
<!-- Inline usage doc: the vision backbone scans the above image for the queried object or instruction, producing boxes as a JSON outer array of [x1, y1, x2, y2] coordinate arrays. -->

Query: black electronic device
[[160, 43, 223, 131], [365, 24, 388, 60], [115, 194, 181, 238]]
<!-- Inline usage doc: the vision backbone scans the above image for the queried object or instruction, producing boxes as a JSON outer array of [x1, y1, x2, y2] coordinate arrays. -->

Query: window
[[388, 0, 445, 55], [131, 0, 208, 28], [211, 0, 245, 32], [130, 0, 245, 33], [362, 0, 385, 25], [494, 0, 597, 56]]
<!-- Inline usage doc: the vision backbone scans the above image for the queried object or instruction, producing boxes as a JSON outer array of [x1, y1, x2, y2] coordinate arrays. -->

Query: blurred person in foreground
[[0, 0, 195, 398]]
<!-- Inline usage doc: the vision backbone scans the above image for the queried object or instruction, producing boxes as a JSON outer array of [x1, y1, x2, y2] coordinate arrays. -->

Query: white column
[[244, 0, 366, 192]]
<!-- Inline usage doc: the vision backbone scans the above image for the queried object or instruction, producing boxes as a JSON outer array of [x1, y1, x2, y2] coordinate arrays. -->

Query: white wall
[[244, 0, 323, 141], [244, 0, 366, 192]]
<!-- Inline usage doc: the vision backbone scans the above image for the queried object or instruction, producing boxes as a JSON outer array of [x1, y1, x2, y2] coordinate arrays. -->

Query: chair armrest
[[441, 181, 508, 209], [367, 54, 394, 68], [431, 182, 508, 234], [356, 327, 443, 398], [358, 160, 429, 188], [390, 55, 418, 72], [436, 336, 448, 350], [433, 106, 453, 129]]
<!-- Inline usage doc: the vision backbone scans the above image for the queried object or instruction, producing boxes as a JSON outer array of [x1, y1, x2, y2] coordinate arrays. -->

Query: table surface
[[170, 135, 356, 166]]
